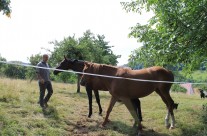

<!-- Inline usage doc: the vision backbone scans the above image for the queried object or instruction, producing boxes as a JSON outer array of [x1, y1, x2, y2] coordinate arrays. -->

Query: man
[[36, 54, 53, 108]]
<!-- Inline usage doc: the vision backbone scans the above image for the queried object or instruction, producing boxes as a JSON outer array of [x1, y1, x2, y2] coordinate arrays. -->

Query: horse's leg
[[93, 90, 102, 115], [159, 88, 176, 129], [77, 74, 80, 93], [86, 85, 93, 118], [164, 94, 175, 129], [155, 89, 170, 128], [122, 98, 143, 135], [102, 96, 117, 126], [131, 99, 142, 127]]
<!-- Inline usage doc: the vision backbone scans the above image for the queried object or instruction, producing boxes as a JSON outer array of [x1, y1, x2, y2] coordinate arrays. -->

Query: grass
[[0, 77, 206, 136]]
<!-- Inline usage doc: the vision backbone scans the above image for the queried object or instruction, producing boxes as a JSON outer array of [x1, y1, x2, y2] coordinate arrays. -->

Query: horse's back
[[148, 66, 174, 81], [118, 66, 173, 82], [110, 66, 174, 98]]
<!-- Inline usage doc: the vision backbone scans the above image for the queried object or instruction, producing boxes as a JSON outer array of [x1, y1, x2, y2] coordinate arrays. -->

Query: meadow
[[0, 77, 206, 136]]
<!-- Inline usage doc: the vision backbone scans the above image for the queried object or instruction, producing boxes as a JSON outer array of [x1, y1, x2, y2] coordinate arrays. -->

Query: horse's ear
[[64, 55, 67, 60]]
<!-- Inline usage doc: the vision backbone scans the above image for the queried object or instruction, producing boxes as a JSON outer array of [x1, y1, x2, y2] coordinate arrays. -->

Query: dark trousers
[[38, 81, 53, 107]]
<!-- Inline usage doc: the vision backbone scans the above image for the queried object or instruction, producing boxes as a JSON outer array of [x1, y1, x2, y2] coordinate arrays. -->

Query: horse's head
[[53, 56, 78, 75]]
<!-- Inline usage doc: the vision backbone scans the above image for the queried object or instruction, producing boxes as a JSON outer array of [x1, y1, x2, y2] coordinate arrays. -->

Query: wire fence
[[0, 60, 207, 85]]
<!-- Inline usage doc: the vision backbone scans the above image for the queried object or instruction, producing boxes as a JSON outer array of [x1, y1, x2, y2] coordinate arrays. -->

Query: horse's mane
[[83, 61, 120, 75]]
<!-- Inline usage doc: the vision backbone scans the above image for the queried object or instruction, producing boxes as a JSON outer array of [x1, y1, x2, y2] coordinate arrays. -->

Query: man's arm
[[37, 73, 44, 84], [36, 65, 44, 84]]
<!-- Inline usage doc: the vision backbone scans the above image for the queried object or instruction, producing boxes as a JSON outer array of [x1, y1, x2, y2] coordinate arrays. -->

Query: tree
[[0, 54, 7, 76], [122, 0, 207, 71], [26, 54, 42, 81], [50, 30, 120, 92], [51, 30, 120, 66], [3, 61, 27, 79], [0, 0, 11, 17]]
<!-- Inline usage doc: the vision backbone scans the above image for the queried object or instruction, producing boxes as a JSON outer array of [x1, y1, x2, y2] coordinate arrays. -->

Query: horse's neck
[[87, 63, 118, 76], [83, 62, 118, 77], [72, 61, 85, 72]]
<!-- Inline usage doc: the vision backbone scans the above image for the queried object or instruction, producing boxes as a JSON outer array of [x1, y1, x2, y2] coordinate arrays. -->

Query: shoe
[[41, 105, 47, 110], [44, 103, 48, 108]]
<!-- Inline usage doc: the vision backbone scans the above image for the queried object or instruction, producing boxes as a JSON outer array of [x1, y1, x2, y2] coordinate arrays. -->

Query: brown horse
[[53, 57, 143, 121], [80, 61, 176, 135]]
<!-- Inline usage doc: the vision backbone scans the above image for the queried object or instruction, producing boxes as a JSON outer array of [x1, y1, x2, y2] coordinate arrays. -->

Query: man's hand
[[40, 79, 45, 84]]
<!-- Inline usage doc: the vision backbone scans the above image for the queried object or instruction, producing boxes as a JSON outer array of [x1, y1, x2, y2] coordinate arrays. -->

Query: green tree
[[122, 0, 207, 71], [0, 0, 11, 17], [50, 30, 120, 92], [3, 61, 27, 79], [26, 54, 42, 80], [0, 54, 7, 76], [51, 30, 120, 66]]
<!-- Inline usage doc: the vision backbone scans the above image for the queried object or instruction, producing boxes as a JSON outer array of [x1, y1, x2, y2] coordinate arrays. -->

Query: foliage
[[0, 54, 6, 76], [2, 61, 27, 79], [171, 71, 189, 93], [51, 72, 77, 83], [51, 30, 120, 66], [0, 55, 27, 79], [27, 54, 42, 66], [25, 54, 42, 80], [122, 0, 207, 71], [0, 0, 11, 17]]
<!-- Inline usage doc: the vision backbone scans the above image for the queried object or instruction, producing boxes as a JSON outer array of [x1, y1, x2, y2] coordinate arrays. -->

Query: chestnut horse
[[80, 61, 177, 135], [53, 57, 143, 122]]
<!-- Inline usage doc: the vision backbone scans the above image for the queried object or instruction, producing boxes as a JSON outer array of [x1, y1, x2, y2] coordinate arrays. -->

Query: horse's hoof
[[169, 126, 175, 130], [99, 112, 102, 116], [88, 114, 92, 118], [102, 122, 106, 127], [99, 110, 103, 115], [137, 130, 144, 136], [165, 124, 170, 129], [102, 119, 110, 127]]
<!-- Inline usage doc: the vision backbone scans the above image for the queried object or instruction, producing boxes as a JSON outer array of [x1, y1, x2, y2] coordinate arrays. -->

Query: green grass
[[0, 77, 206, 136]]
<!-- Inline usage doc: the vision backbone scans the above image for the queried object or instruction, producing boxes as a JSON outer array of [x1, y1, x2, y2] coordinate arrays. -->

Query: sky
[[0, 0, 153, 65]]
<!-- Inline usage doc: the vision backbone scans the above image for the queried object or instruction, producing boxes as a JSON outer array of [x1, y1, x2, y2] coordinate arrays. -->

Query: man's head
[[42, 54, 49, 63]]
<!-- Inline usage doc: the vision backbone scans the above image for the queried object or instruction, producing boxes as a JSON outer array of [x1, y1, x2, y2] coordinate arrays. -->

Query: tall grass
[[0, 77, 206, 136]]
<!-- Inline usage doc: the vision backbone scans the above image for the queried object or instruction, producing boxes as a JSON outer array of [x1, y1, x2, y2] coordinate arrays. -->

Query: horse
[[80, 60, 177, 135], [53, 57, 143, 122]]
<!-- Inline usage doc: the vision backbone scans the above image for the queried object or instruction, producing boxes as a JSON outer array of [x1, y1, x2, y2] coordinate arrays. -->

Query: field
[[0, 77, 206, 136]]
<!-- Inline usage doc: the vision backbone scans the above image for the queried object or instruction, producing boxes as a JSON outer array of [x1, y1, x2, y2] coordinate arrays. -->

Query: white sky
[[0, 0, 153, 65]]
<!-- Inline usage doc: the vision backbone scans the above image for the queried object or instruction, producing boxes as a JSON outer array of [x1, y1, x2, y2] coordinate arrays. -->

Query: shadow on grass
[[64, 119, 170, 136], [105, 121, 170, 136], [62, 91, 112, 100], [42, 106, 60, 120], [176, 122, 206, 136], [175, 109, 207, 136]]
